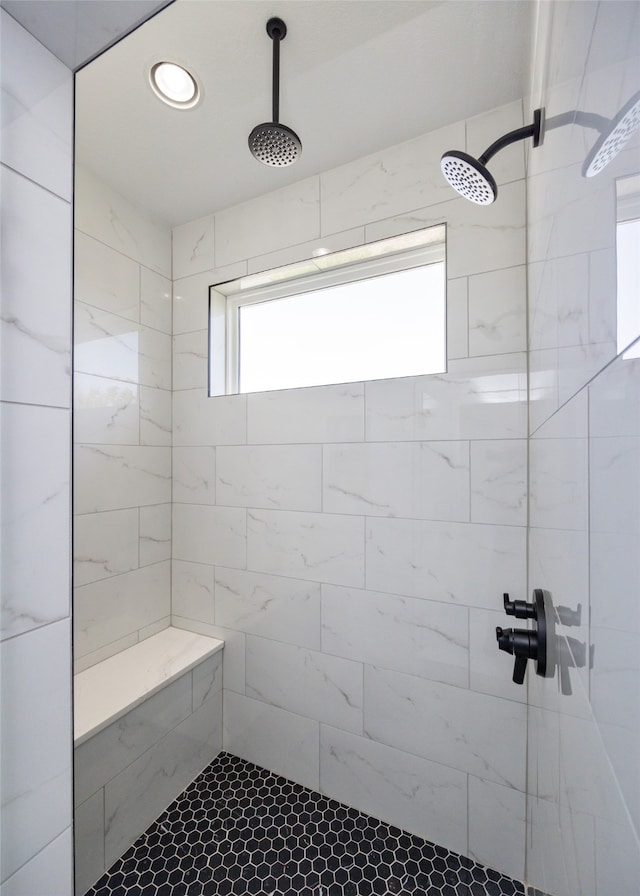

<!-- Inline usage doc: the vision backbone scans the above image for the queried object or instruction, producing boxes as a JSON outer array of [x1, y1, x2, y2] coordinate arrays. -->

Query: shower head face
[[583, 90, 640, 177], [248, 122, 302, 167], [440, 150, 497, 204]]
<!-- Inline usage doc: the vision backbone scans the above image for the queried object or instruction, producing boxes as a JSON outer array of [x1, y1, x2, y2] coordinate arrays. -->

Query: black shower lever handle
[[513, 654, 528, 686], [496, 625, 539, 684], [496, 590, 548, 685], [503, 592, 536, 619]]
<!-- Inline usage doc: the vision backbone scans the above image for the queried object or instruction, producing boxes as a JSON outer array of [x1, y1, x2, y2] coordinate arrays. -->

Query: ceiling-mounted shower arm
[[478, 108, 543, 166], [248, 17, 301, 167], [267, 17, 287, 125]]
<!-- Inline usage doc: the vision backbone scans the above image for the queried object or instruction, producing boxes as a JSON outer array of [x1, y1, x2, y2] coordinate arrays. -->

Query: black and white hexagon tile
[[86, 752, 545, 896]]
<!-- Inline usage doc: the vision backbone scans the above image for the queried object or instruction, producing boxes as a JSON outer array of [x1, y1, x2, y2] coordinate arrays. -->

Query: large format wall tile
[[74, 445, 171, 514], [173, 390, 247, 446], [245, 637, 363, 734], [468, 776, 526, 881], [365, 354, 527, 442], [364, 665, 527, 791], [319, 725, 468, 855], [173, 447, 216, 505], [1, 828, 73, 896], [74, 231, 139, 321], [470, 439, 527, 526], [172, 214, 215, 280], [215, 567, 320, 649], [0, 620, 72, 881], [139, 386, 171, 446], [73, 509, 139, 587], [0, 9, 72, 199], [323, 441, 470, 521], [75, 165, 170, 277], [321, 584, 468, 687], [74, 373, 139, 446], [247, 509, 364, 587], [217, 444, 322, 512], [215, 177, 320, 267], [173, 504, 246, 568], [74, 562, 170, 660], [1, 403, 70, 639], [223, 691, 320, 791], [104, 693, 222, 867], [139, 503, 171, 566], [366, 518, 525, 609], [75, 303, 171, 391], [320, 122, 464, 234], [74, 793, 104, 896], [1, 166, 71, 408], [468, 266, 526, 357], [172, 560, 215, 626], [173, 330, 208, 391], [140, 267, 171, 335], [247, 383, 365, 445]]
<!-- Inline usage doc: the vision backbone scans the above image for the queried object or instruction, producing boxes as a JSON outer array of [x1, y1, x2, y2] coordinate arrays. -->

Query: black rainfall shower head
[[582, 90, 640, 177], [248, 122, 301, 167], [441, 109, 543, 204], [249, 17, 301, 167], [440, 151, 497, 205]]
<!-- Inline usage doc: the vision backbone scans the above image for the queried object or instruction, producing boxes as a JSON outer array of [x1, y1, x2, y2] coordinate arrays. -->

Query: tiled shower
[[1, 2, 639, 895]]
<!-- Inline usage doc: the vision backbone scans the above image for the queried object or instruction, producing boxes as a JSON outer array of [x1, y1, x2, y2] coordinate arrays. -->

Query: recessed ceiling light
[[149, 61, 200, 109]]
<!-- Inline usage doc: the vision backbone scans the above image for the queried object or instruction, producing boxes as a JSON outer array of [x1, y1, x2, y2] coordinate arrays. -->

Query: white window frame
[[208, 224, 446, 396]]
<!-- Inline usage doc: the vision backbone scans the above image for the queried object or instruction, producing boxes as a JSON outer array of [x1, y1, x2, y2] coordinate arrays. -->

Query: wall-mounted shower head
[[441, 109, 543, 204], [582, 90, 640, 177], [440, 151, 497, 205], [249, 17, 301, 167]]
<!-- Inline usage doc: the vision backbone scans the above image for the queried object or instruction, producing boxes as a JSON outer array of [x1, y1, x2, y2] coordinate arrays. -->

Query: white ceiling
[[75, 0, 536, 226]]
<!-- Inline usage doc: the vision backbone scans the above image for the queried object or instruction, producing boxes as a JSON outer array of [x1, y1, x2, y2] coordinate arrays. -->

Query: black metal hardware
[[266, 17, 286, 124], [479, 108, 543, 166], [496, 589, 548, 684], [502, 592, 536, 619]]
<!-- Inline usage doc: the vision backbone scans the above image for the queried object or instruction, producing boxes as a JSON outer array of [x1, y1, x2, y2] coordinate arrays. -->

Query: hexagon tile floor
[[86, 751, 532, 896]]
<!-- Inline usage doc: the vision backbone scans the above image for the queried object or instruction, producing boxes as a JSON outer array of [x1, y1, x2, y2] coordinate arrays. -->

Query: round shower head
[[583, 90, 640, 177], [249, 17, 302, 168], [248, 122, 302, 167], [440, 150, 497, 205]]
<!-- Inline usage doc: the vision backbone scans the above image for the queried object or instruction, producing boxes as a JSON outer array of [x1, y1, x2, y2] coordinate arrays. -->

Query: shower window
[[208, 224, 446, 395]]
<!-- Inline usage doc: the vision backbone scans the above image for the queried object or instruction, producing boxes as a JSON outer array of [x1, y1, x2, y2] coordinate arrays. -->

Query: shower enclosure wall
[[74, 96, 530, 889], [2, 1, 638, 893]]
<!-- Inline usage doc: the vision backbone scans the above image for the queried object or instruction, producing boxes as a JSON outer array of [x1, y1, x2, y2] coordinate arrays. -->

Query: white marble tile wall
[[171, 100, 529, 878], [526, 2, 640, 893], [74, 168, 173, 671], [1, 11, 74, 891]]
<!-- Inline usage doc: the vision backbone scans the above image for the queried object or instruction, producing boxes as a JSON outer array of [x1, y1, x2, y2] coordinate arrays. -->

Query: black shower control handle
[[496, 626, 539, 684], [496, 590, 548, 684], [503, 592, 536, 619]]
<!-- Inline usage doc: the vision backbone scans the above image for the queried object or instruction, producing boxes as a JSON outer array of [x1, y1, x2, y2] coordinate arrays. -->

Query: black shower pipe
[[268, 17, 287, 125]]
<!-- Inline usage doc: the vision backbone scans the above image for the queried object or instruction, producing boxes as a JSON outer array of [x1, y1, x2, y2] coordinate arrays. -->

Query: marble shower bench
[[74, 627, 224, 895]]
